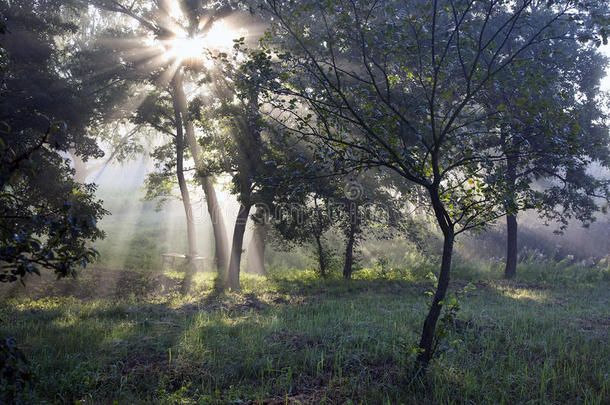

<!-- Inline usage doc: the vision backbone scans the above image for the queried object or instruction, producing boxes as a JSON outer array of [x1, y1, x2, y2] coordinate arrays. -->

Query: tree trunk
[[245, 211, 267, 276], [227, 204, 251, 290], [200, 175, 230, 275], [171, 70, 230, 275], [503, 133, 519, 279], [415, 229, 454, 371], [314, 233, 327, 277], [504, 214, 518, 279], [415, 187, 455, 373], [171, 85, 198, 295], [343, 202, 359, 279], [343, 225, 356, 279], [312, 197, 327, 277]]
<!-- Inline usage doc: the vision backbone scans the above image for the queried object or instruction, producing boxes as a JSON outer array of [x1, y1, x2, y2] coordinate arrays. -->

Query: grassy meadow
[[1, 261, 608, 404]]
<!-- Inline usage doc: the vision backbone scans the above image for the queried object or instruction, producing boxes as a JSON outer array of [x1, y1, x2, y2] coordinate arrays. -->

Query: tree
[[136, 90, 200, 294], [0, 125, 106, 283], [259, 140, 406, 279], [55, 3, 139, 183], [171, 75, 200, 293], [190, 48, 273, 290], [257, 0, 609, 371], [88, 0, 234, 274], [270, 175, 339, 278], [0, 0, 108, 283], [243, 206, 269, 276], [478, 44, 610, 278], [334, 173, 404, 279]]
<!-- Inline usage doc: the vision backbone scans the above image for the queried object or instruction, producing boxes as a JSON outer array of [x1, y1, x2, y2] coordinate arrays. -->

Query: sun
[[167, 21, 238, 63], [169, 36, 204, 61], [203, 21, 236, 50]]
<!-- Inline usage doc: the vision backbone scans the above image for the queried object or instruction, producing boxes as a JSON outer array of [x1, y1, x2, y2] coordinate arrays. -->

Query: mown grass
[[0, 264, 608, 404]]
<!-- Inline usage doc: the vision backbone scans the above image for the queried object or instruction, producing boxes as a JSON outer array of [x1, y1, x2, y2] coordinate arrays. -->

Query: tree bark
[[227, 204, 251, 290], [314, 233, 327, 277], [311, 197, 328, 277], [343, 202, 359, 280], [200, 174, 230, 275], [171, 70, 230, 275], [244, 209, 267, 276], [171, 85, 198, 295], [415, 229, 454, 370], [504, 214, 518, 279], [503, 133, 519, 279], [415, 187, 455, 373], [343, 225, 356, 279]]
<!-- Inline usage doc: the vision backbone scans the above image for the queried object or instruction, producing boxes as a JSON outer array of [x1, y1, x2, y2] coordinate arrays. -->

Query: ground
[[0, 265, 608, 404]]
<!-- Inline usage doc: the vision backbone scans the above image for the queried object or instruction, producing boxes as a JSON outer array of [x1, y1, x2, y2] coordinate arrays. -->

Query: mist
[[1, 1, 609, 403]]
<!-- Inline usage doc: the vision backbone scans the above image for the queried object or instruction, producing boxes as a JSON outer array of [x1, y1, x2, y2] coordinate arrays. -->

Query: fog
[[2, 1, 609, 403]]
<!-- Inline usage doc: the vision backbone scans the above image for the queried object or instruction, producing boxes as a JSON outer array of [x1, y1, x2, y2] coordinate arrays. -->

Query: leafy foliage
[[0, 337, 33, 404], [0, 124, 106, 283], [256, 0, 610, 367], [0, 0, 107, 283]]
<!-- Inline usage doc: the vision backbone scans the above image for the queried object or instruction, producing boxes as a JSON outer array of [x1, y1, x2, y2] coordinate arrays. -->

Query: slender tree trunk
[[416, 229, 454, 370], [171, 86, 198, 294], [415, 187, 455, 373], [171, 70, 230, 275], [505, 214, 518, 279], [314, 233, 327, 277], [200, 175, 230, 274], [343, 202, 359, 279], [343, 226, 356, 279], [227, 204, 251, 290], [312, 198, 327, 277], [504, 140, 519, 279], [245, 210, 267, 276]]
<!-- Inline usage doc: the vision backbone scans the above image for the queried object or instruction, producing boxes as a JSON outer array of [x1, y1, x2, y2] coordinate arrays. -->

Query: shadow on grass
[[1, 268, 608, 403]]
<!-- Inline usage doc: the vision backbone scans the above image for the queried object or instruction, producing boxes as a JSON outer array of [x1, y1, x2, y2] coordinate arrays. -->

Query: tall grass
[[1, 261, 608, 403]]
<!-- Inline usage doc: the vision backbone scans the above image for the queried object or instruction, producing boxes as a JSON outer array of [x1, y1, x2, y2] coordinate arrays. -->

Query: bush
[[0, 336, 33, 404]]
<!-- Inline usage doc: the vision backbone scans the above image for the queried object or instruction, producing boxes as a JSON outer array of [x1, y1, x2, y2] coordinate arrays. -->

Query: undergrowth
[[0, 261, 608, 404]]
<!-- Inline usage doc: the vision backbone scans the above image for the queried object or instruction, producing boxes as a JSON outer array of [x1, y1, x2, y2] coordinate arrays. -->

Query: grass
[[0, 264, 608, 404]]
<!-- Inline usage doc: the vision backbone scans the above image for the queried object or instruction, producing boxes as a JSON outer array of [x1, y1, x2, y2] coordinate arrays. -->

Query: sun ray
[[136, 52, 173, 75], [157, 58, 183, 87], [106, 91, 149, 121]]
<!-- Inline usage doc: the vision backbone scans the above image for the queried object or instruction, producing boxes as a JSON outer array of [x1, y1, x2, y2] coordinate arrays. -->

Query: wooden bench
[[161, 253, 207, 271]]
